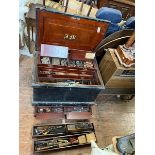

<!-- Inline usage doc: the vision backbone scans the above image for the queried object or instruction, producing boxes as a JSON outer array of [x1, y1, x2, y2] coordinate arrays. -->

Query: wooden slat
[[38, 74, 94, 80], [39, 68, 95, 76], [38, 64, 96, 71]]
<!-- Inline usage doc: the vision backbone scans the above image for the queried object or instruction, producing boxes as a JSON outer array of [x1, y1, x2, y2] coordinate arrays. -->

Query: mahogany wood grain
[[35, 112, 65, 119], [36, 8, 109, 52], [38, 64, 96, 71], [38, 68, 96, 75], [38, 74, 94, 80]]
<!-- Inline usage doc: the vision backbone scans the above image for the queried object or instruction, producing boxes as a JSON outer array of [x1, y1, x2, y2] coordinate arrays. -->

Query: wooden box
[[32, 8, 109, 104], [32, 122, 96, 153], [99, 48, 135, 88]]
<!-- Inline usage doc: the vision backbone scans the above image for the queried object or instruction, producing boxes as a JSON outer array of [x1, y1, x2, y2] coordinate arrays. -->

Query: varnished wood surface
[[34, 105, 92, 120], [19, 56, 135, 155], [36, 8, 109, 52], [113, 0, 135, 6]]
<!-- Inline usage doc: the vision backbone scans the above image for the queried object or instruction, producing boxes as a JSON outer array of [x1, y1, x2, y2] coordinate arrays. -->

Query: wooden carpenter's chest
[[32, 8, 109, 104], [99, 48, 135, 88], [30, 8, 134, 153]]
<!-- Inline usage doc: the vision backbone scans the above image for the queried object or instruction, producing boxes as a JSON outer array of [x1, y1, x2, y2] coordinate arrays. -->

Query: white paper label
[[41, 44, 68, 58], [85, 53, 95, 59], [97, 27, 101, 33]]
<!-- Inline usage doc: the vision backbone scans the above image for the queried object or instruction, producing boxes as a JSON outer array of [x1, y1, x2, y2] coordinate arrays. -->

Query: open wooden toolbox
[[32, 7, 110, 105], [32, 122, 96, 153]]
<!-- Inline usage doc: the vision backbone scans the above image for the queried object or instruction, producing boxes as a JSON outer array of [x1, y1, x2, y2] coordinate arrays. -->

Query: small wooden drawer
[[33, 133, 96, 153], [32, 122, 95, 138], [34, 105, 92, 120]]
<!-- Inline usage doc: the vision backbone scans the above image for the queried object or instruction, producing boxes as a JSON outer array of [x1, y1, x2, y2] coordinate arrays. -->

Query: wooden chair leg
[[32, 26, 34, 42], [27, 20, 31, 53]]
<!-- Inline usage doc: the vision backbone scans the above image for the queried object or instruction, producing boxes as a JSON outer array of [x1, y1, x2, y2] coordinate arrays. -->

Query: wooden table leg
[[32, 26, 34, 42], [27, 19, 31, 53]]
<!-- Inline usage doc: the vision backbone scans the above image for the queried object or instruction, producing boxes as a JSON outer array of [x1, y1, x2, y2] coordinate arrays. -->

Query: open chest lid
[[36, 8, 110, 53]]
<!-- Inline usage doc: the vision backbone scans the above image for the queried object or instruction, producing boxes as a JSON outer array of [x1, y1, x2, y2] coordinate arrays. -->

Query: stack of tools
[[33, 125, 66, 137], [40, 57, 94, 69], [32, 122, 96, 153], [34, 133, 96, 152], [67, 122, 94, 132]]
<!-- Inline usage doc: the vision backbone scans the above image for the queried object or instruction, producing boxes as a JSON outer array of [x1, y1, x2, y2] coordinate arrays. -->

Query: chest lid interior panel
[[36, 8, 109, 52]]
